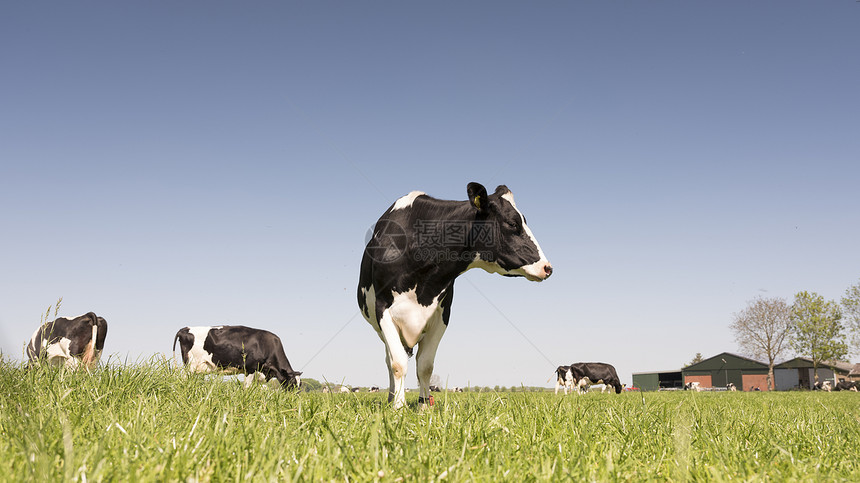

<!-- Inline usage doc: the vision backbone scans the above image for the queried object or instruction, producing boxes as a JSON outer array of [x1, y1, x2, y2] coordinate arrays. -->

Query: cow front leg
[[378, 310, 410, 409], [415, 317, 446, 409]]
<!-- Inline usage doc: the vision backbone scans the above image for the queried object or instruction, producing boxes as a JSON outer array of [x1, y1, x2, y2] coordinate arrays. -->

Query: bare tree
[[730, 296, 792, 390], [841, 279, 860, 357]]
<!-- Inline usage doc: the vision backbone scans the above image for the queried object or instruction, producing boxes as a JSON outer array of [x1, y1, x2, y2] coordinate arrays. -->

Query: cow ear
[[467, 182, 489, 214]]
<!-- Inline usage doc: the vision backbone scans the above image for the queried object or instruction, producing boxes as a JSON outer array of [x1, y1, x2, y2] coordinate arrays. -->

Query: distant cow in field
[[358, 182, 552, 409], [727, 382, 737, 391], [684, 381, 702, 392], [834, 380, 858, 392], [27, 312, 107, 370], [554, 365, 573, 395], [569, 362, 623, 394], [173, 325, 302, 390], [813, 380, 833, 392]]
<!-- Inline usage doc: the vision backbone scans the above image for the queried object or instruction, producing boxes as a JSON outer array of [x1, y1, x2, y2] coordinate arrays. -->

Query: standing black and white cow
[[26, 312, 108, 370], [358, 183, 552, 409], [173, 326, 302, 390], [569, 362, 623, 394]]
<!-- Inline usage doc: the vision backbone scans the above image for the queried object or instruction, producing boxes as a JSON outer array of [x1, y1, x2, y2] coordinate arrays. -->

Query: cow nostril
[[544, 265, 553, 277]]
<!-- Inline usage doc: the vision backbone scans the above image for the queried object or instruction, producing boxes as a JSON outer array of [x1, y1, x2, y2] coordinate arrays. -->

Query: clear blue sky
[[2, 2, 858, 388]]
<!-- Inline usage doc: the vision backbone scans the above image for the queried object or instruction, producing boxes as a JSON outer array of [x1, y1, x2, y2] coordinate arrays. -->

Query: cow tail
[[80, 314, 99, 369], [172, 330, 182, 368]]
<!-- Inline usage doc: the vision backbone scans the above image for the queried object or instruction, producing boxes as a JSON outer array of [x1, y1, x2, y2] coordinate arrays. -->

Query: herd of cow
[[20, 183, 860, 405], [26, 313, 303, 389]]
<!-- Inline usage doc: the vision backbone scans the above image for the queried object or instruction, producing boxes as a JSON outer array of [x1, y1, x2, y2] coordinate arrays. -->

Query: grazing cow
[[173, 325, 301, 390], [370, 386, 380, 393], [554, 365, 573, 395], [834, 380, 858, 391], [727, 382, 737, 391], [358, 183, 552, 409], [26, 312, 108, 370], [684, 381, 702, 392], [569, 363, 623, 394]]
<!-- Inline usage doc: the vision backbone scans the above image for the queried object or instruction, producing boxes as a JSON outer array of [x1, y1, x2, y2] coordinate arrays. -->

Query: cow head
[[283, 370, 302, 390], [466, 183, 553, 282]]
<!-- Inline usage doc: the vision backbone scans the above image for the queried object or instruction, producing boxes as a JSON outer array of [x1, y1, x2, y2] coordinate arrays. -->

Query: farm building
[[773, 358, 854, 390], [633, 352, 770, 391], [851, 363, 860, 382], [631, 370, 683, 391], [683, 352, 770, 391]]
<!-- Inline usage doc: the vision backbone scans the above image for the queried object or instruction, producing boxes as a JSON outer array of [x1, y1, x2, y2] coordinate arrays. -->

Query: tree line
[[729, 279, 860, 390]]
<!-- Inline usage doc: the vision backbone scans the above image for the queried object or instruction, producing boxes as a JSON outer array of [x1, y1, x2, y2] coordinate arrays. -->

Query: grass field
[[2, 359, 859, 481]]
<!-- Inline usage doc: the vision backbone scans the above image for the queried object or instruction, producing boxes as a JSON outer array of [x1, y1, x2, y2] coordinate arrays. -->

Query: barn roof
[[683, 352, 768, 371], [774, 357, 853, 373]]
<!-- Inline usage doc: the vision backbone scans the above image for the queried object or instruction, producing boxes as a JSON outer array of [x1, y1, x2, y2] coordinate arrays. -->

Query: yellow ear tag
[[473, 196, 481, 210]]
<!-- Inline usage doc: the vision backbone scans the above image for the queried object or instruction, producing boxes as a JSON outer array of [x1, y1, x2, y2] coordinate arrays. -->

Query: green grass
[[2, 359, 859, 481]]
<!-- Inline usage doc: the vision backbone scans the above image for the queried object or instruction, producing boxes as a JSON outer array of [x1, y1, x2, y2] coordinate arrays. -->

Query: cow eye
[[504, 220, 518, 231]]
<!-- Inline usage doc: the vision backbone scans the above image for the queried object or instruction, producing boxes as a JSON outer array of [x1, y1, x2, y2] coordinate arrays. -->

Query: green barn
[[633, 352, 771, 391], [683, 352, 770, 391]]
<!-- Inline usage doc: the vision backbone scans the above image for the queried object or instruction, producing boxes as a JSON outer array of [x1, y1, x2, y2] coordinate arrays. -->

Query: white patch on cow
[[243, 371, 268, 389], [391, 191, 425, 211], [361, 285, 377, 323], [45, 337, 79, 369], [387, 286, 443, 349], [501, 192, 551, 281], [185, 326, 220, 373]]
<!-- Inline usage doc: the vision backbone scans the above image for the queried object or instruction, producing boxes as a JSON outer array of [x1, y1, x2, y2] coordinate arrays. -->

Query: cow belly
[[388, 287, 443, 348]]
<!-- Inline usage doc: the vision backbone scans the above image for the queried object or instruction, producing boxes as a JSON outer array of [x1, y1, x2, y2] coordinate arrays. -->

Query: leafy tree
[[297, 378, 322, 392], [686, 353, 704, 367], [730, 296, 792, 390], [790, 291, 848, 382], [841, 279, 860, 357]]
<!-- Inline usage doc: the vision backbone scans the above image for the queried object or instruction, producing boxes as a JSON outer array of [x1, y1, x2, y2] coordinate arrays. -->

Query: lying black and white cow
[[727, 382, 737, 391], [569, 362, 623, 394], [358, 183, 552, 409], [813, 380, 833, 392], [173, 325, 302, 390], [684, 381, 702, 392], [834, 380, 858, 392], [26, 312, 108, 369], [555, 365, 573, 395]]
